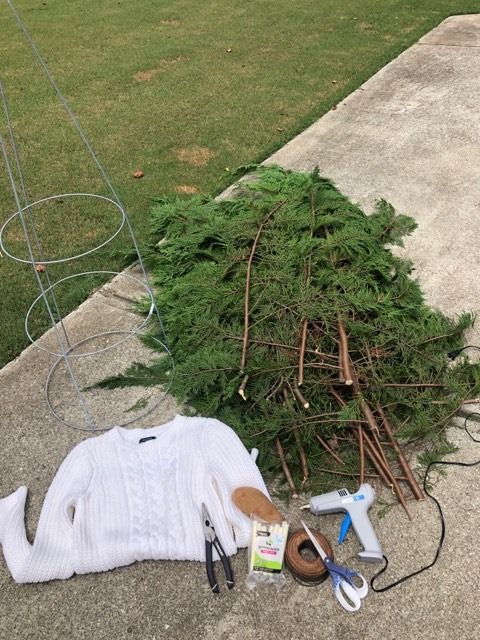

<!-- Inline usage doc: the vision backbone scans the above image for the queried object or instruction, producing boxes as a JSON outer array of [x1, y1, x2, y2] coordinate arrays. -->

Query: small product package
[[245, 519, 289, 590]]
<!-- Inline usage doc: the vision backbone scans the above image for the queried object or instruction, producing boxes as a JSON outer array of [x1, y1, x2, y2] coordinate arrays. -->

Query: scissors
[[301, 520, 368, 612], [202, 503, 234, 593]]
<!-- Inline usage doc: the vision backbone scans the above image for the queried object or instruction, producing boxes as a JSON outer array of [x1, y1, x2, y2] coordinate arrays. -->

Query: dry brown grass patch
[[133, 56, 186, 82], [159, 19, 181, 26], [174, 146, 216, 166], [175, 185, 200, 194]]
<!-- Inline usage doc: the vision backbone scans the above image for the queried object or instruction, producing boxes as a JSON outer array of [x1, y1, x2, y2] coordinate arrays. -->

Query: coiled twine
[[284, 528, 333, 585]]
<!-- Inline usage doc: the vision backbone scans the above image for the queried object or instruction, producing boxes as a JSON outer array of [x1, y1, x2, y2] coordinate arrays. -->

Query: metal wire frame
[[0, 193, 126, 265], [0, 1, 174, 431], [45, 331, 173, 432]]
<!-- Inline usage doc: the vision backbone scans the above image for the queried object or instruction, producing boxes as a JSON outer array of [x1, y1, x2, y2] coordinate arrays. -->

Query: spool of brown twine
[[284, 528, 333, 585]]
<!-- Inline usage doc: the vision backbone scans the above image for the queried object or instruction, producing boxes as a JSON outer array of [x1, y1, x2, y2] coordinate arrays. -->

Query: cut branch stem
[[298, 319, 308, 386], [337, 318, 354, 385], [238, 374, 249, 401], [240, 200, 285, 372], [377, 404, 425, 501], [275, 438, 299, 497], [292, 378, 309, 409], [293, 428, 309, 485], [315, 434, 345, 465], [362, 430, 412, 520], [358, 425, 365, 484]]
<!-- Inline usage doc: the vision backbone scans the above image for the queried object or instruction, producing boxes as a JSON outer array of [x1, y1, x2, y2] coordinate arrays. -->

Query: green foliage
[[104, 166, 480, 487]]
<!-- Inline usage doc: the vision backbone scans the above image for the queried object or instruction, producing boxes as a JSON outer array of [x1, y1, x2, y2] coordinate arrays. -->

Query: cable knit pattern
[[0, 415, 268, 583]]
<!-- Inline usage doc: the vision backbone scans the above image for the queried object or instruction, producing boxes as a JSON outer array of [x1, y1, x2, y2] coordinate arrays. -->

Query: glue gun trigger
[[338, 513, 352, 544]]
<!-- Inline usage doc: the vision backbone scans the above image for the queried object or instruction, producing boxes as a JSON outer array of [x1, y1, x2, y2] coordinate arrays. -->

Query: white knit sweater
[[0, 415, 268, 583]]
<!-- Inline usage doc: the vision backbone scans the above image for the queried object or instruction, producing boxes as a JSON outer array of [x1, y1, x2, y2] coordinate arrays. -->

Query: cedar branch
[[240, 200, 285, 372]]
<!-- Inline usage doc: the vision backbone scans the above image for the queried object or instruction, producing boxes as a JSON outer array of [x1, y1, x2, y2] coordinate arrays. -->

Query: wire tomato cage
[[0, 1, 173, 431]]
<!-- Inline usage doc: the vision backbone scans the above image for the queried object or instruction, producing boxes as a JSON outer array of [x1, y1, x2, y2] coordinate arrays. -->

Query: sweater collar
[[111, 415, 181, 447]]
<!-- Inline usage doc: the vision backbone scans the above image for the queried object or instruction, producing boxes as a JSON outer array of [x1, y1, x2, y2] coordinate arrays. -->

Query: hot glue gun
[[309, 483, 383, 563]]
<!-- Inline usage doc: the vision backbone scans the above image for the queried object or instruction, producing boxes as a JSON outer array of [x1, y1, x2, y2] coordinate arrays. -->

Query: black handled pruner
[[201, 503, 234, 593]]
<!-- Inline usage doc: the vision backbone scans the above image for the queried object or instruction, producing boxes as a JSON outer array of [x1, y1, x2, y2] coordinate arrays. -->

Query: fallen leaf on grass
[[132, 170, 144, 178]]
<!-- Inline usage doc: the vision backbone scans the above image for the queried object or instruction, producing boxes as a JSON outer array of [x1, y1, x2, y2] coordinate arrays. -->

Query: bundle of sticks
[[247, 318, 426, 516]]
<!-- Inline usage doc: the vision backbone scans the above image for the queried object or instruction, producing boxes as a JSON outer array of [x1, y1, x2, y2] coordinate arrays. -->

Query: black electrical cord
[[370, 410, 480, 592], [447, 345, 480, 359]]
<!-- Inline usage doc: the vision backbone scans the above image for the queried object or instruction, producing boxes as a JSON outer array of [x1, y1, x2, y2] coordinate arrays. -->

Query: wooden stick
[[337, 318, 354, 385], [298, 319, 308, 386], [275, 438, 299, 497], [317, 467, 409, 481], [240, 201, 285, 372], [377, 404, 425, 501], [382, 383, 445, 388], [358, 397, 390, 468], [362, 430, 412, 520], [292, 378, 310, 409], [360, 433, 395, 489], [315, 434, 345, 465], [238, 374, 249, 401], [227, 334, 337, 359], [293, 428, 309, 485], [338, 348, 345, 383], [328, 385, 347, 407], [358, 425, 365, 484], [265, 378, 285, 401]]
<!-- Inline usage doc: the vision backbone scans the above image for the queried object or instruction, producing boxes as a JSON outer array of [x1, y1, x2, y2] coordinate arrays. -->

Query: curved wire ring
[[45, 329, 174, 431], [0, 193, 126, 264], [25, 270, 155, 357]]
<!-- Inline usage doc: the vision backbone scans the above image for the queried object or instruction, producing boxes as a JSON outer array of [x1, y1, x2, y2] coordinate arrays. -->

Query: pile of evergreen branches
[[107, 167, 480, 497]]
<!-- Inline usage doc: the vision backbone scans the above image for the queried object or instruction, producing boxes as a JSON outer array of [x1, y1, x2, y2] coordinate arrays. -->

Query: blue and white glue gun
[[309, 483, 383, 563]]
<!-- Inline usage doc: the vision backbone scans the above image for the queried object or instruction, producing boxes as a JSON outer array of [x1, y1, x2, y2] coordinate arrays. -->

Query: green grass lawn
[[1, 0, 479, 367]]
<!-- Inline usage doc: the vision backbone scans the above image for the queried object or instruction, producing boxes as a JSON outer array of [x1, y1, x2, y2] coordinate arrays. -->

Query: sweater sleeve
[[205, 419, 270, 551], [0, 441, 92, 583]]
